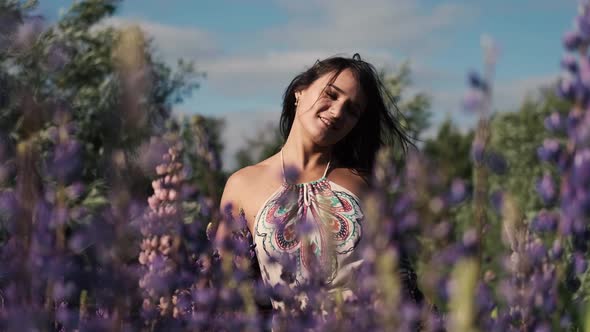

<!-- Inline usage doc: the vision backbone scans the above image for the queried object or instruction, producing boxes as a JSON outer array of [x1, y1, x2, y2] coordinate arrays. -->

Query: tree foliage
[[488, 88, 569, 216], [0, 0, 200, 187], [423, 118, 474, 185]]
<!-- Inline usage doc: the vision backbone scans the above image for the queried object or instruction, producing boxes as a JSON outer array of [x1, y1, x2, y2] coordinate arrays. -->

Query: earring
[[294, 95, 300, 107]]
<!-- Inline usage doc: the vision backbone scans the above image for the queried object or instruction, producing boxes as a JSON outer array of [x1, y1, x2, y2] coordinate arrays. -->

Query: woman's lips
[[319, 116, 338, 130]]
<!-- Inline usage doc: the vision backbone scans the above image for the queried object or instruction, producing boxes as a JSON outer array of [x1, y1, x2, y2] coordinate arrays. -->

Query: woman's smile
[[318, 115, 338, 130]]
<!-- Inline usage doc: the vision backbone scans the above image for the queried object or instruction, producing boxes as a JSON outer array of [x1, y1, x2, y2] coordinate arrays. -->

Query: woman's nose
[[329, 102, 345, 119]]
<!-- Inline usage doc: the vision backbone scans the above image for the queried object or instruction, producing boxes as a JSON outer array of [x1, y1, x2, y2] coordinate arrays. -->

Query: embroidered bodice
[[253, 149, 364, 310]]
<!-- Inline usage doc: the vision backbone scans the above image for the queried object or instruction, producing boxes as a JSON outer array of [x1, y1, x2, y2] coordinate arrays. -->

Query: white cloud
[[97, 0, 474, 99], [99, 17, 220, 62], [427, 73, 558, 131], [267, 0, 475, 52], [199, 49, 397, 97], [98, 17, 399, 98], [200, 50, 327, 97], [494, 74, 557, 110]]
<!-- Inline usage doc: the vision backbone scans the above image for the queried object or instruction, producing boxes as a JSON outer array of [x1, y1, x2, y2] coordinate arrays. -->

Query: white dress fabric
[[253, 150, 365, 311]]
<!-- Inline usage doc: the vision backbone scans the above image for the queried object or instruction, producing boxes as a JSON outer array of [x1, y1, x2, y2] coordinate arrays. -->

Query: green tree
[[487, 88, 569, 216], [0, 0, 200, 189], [448, 86, 571, 290], [233, 123, 282, 170], [0, 0, 202, 317], [380, 61, 432, 142], [423, 118, 474, 185], [179, 114, 226, 201]]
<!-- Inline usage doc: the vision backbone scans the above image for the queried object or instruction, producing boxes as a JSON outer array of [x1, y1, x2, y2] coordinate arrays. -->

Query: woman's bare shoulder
[[220, 154, 282, 224], [223, 154, 280, 193], [329, 167, 370, 198]]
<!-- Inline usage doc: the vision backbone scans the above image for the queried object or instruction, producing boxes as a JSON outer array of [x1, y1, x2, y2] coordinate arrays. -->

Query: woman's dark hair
[[280, 53, 414, 178]]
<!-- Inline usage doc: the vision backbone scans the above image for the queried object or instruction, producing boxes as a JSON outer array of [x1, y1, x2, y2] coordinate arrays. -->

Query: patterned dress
[[253, 150, 365, 310]]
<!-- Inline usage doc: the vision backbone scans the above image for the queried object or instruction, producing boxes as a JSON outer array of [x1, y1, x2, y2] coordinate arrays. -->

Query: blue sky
[[36, 0, 576, 169]]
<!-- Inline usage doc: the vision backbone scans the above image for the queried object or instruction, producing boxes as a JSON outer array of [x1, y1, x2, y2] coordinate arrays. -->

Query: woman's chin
[[301, 123, 339, 146], [312, 133, 340, 147]]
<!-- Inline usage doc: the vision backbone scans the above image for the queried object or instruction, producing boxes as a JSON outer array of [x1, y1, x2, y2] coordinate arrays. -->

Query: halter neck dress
[[253, 149, 365, 310]]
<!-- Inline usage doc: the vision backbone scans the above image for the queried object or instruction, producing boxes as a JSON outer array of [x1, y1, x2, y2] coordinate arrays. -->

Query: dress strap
[[322, 159, 332, 178], [280, 149, 332, 184], [280, 149, 287, 183]]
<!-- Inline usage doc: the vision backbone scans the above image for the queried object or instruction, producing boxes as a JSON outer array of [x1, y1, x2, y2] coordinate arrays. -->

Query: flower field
[[0, 0, 589, 331]]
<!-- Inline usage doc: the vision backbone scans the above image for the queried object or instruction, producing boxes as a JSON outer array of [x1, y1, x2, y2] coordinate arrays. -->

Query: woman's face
[[295, 69, 366, 146]]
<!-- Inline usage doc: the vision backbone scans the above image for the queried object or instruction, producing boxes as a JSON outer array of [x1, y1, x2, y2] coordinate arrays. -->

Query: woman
[[215, 54, 420, 313]]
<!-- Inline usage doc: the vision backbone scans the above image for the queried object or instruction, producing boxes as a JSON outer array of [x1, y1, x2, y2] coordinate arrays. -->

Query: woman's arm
[[214, 171, 245, 256]]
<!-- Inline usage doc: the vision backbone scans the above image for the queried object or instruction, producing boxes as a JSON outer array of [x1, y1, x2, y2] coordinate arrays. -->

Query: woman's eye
[[325, 91, 337, 100]]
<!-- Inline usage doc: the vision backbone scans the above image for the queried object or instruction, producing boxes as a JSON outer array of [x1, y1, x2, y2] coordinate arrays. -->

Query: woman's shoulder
[[225, 154, 281, 191], [221, 154, 283, 223], [329, 167, 370, 198]]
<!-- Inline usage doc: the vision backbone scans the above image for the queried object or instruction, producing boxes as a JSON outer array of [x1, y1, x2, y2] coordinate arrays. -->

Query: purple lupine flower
[[535, 323, 552, 332], [399, 211, 419, 232], [137, 137, 170, 175], [578, 56, 590, 88], [576, 13, 590, 40], [475, 282, 495, 316], [563, 30, 583, 51], [557, 73, 576, 100], [572, 148, 590, 185], [49, 139, 82, 182], [574, 187, 590, 219], [462, 88, 485, 113], [0, 190, 19, 230], [490, 190, 504, 213], [467, 70, 488, 91], [64, 181, 85, 200], [558, 214, 574, 236], [531, 210, 558, 233], [55, 301, 77, 330], [432, 220, 451, 240], [536, 172, 556, 205], [537, 138, 562, 163], [557, 71, 589, 104], [462, 228, 478, 253], [550, 239, 563, 259], [139, 145, 187, 318], [393, 194, 413, 216], [471, 137, 485, 164], [544, 112, 565, 133], [283, 164, 300, 184], [526, 239, 547, 265], [448, 178, 468, 205], [574, 112, 590, 145], [573, 252, 588, 275], [561, 54, 578, 73], [567, 108, 583, 134], [505, 8, 590, 329], [498, 229, 562, 329], [484, 151, 508, 174]]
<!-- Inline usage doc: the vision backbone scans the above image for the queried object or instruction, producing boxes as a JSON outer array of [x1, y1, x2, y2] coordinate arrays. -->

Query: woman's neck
[[282, 129, 331, 173]]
